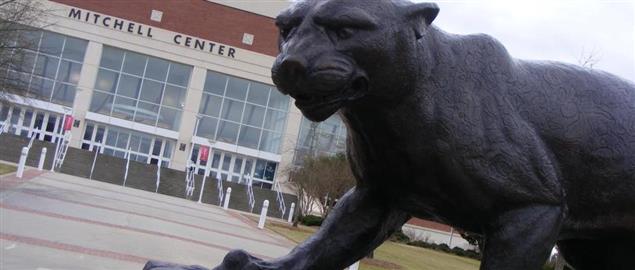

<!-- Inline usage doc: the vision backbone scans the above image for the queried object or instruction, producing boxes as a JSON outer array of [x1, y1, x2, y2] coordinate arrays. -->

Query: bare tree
[[577, 47, 601, 69], [282, 121, 319, 226], [289, 153, 355, 219], [0, 0, 49, 104]]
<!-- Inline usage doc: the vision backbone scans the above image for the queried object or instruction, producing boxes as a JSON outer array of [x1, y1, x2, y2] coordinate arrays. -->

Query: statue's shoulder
[[431, 27, 512, 63], [460, 33, 512, 61], [434, 29, 515, 73]]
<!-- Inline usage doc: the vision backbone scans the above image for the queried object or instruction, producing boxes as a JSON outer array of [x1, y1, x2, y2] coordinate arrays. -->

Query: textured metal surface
[[156, 0, 635, 269]]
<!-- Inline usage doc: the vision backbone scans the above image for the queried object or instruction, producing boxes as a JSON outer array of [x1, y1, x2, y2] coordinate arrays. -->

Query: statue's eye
[[334, 27, 354, 40]]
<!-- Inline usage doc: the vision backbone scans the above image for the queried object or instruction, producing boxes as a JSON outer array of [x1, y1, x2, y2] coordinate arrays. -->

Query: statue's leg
[[557, 238, 635, 270], [480, 205, 562, 270], [212, 187, 410, 270], [143, 261, 210, 270]]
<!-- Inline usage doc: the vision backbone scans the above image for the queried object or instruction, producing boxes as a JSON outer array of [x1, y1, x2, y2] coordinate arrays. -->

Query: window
[[90, 46, 192, 131], [188, 144, 277, 189], [0, 103, 66, 143], [2, 30, 87, 106], [81, 122, 174, 166], [294, 114, 348, 165], [196, 70, 290, 154]]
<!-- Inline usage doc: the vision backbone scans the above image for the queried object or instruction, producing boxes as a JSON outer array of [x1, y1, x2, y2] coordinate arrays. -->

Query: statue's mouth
[[290, 74, 368, 122]]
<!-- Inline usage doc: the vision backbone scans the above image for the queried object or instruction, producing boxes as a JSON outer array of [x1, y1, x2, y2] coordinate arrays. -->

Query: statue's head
[[271, 0, 439, 121]]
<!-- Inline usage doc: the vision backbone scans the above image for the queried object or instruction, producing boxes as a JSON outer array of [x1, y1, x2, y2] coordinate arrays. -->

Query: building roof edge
[[205, 0, 290, 19]]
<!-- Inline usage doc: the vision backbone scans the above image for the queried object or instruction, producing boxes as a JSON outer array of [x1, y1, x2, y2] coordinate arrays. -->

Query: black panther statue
[[145, 0, 635, 269]]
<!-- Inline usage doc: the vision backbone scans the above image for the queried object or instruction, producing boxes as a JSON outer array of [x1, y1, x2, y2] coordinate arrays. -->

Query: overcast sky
[[420, 0, 635, 82]]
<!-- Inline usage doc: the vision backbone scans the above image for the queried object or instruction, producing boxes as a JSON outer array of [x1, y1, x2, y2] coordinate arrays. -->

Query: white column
[[70, 41, 102, 148], [170, 66, 206, 171]]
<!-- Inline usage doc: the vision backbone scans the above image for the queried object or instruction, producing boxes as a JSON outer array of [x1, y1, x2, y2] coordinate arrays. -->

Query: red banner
[[63, 115, 73, 131], [199, 146, 210, 162]]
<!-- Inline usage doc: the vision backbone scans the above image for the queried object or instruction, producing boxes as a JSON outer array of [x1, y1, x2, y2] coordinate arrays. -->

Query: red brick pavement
[[0, 169, 45, 190], [1, 203, 276, 260], [1, 232, 150, 264]]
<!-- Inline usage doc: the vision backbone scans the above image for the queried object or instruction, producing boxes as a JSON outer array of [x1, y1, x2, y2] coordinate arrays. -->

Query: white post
[[27, 134, 35, 149], [198, 172, 207, 203], [16, 147, 28, 178], [223, 187, 232, 210], [258, 200, 269, 229], [37, 148, 47, 171], [348, 261, 360, 270], [448, 227, 454, 248], [155, 159, 162, 193], [274, 181, 286, 219], [287, 202, 296, 223], [123, 147, 131, 187], [89, 145, 100, 180], [51, 137, 61, 172]]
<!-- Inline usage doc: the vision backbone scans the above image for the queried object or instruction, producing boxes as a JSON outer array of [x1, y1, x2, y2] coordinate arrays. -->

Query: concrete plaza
[[0, 167, 295, 270]]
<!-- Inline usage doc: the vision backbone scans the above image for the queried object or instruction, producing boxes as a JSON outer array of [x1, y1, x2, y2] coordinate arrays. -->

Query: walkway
[[0, 169, 295, 269]]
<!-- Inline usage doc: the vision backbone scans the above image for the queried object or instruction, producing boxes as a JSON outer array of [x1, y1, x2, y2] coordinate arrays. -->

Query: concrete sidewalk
[[0, 169, 295, 270]]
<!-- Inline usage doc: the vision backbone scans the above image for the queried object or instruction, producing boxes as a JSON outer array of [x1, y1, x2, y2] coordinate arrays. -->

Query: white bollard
[[258, 200, 269, 229], [348, 261, 360, 270], [287, 202, 296, 223], [223, 187, 232, 210], [51, 137, 61, 172], [37, 148, 47, 171], [198, 173, 207, 203], [17, 147, 28, 178]]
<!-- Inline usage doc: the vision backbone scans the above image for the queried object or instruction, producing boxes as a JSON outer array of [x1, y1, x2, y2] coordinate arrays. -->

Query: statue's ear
[[402, 2, 439, 39]]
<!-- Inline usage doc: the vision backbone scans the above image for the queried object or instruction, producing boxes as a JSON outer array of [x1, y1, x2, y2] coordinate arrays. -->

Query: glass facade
[[196, 70, 289, 154], [294, 114, 347, 165], [81, 122, 174, 167], [90, 46, 192, 131], [2, 30, 87, 106], [0, 27, 300, 190], [189, 144, 277, 189]]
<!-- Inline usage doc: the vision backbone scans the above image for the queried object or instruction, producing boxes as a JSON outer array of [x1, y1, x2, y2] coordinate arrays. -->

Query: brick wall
[[0, 133, 296, 218], [50, 0, 279, 56]]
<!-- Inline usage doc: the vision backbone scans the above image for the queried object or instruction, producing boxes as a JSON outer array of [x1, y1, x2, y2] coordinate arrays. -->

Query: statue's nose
[[279, 55, 307, 79], [272, 55, 308, 94]]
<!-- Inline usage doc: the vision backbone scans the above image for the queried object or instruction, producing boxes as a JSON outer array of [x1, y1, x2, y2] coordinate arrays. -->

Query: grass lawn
[[265, 220, 480, 270], [0, 163, 17, 175]]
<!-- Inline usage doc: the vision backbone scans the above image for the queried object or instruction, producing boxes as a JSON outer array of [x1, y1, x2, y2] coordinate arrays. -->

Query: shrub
[[437, 243, 450, 252], [300, 215, 324, 226], [406, 241, 481, 260], [389, 229, 411, 243]]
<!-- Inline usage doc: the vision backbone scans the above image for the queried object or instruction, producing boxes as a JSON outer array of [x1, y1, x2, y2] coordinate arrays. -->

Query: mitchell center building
[[0, 0, 348, 191]]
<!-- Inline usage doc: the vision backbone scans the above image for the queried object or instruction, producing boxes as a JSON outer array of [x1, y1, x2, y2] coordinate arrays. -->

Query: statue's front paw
[[143, 260, 209, 270], [212, 250, 271, 270]]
